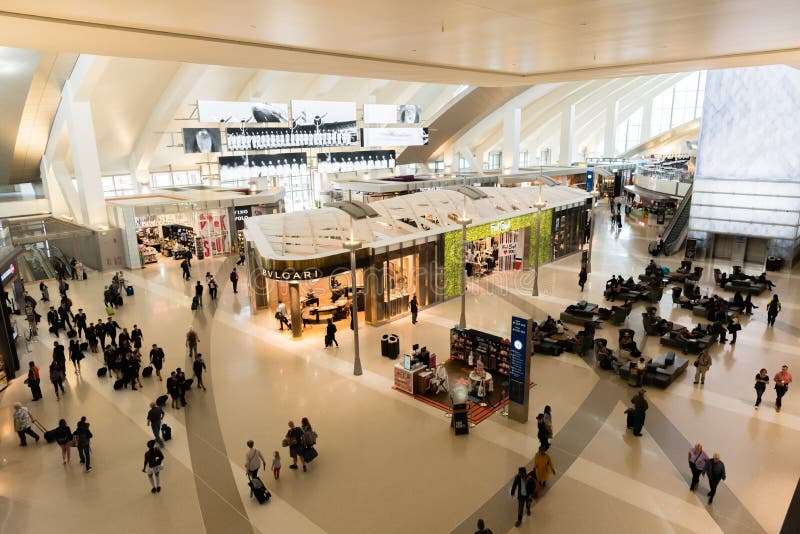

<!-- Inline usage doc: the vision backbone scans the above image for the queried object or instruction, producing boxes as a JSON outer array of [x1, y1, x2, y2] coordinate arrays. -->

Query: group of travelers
[[509, 407, 556, 527], [687, 444, 727, 504]]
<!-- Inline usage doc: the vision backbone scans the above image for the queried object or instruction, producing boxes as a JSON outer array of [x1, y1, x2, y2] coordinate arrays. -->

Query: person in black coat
[[47, 306, 61, 336], [194, 281, 204, 307], [53, 419, 73, 464], [57, 303, 72, 330], [510, 467, 531, 527], [104, 318, 120, 346], [325, 318, 338, 348], [74, 417, 93, 471], [410, 295, 418, 324], [536, 413, 550, 451], [74, 308, 87, 338]]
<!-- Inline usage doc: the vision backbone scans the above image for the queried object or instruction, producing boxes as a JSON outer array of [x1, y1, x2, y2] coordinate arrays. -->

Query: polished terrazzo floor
[[1, 200, 798, 534]]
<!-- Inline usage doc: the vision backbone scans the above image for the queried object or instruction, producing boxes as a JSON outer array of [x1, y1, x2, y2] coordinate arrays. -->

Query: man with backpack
[[230, 268, 239, 293], [146, 401, 165, 447]]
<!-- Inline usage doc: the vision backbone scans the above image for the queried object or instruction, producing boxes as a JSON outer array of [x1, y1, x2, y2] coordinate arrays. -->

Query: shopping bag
[[105, 305, 115, 315]]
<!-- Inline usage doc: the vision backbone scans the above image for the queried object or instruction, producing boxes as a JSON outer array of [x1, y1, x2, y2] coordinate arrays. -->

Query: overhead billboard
[[198, 100, 289, 124], [361, 128, 429, 147]]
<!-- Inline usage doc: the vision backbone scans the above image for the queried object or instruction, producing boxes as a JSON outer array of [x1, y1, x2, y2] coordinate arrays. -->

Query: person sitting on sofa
[[719, 272, 729, 289], [732, 291, 745, 308], [540, 316, 557, 335], [620, 333, 642, 357], [645, 260, 659, 277], [757, 272, 775, 290]]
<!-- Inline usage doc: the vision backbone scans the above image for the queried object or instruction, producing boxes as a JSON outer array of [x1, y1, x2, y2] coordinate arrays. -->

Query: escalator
[[662, 185, 692, 256], [17, 243, 73, 281]]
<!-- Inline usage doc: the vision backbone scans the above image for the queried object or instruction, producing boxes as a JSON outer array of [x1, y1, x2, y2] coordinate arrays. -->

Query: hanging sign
[[490, 220, 511, 234]]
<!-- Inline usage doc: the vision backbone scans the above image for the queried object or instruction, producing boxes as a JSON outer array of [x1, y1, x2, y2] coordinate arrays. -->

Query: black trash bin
[[387, 335, 399, 359], [380, 334, 390, 357]]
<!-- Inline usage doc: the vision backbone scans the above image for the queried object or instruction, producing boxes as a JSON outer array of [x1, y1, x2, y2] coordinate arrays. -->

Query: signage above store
[[263, 268, 324, 281], [318, 150, 396, 173], [490, 220, 511, 234], [219, 153, 308, 181], [1, 263, 14, 282]]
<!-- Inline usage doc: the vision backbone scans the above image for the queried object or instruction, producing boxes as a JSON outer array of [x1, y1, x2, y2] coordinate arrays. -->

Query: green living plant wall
[[443, 210, 553, 299]]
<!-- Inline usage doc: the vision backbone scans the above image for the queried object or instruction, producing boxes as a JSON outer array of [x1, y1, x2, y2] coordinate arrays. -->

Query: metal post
[[533, 207, 542, 296], [459, 221, 468, 328], [350, 248, 362, 376]]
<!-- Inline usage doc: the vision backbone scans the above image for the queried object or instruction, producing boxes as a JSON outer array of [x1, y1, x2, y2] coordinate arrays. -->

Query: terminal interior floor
[[1, 201, 799, 534]]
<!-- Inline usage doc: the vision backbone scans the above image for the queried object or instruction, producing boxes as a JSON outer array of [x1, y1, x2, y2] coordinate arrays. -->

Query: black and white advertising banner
[[226, 124, 357, 151], [398, 104, 421, 124], [198, 100, 289, 124], [219, 152, 308, 180], [361, 127, 429, 147], [318, 150, 396, 173], [182, 128, 223, 154], [291, 100, 357, 126]]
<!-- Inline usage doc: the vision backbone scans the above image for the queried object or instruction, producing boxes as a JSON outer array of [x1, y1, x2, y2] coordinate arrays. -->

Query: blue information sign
[[586, 165, 595, 192], [509, 316, 529, 404]]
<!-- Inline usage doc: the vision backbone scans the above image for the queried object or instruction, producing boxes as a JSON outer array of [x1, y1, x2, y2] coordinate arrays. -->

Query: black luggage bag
[[248, 476, 271, 504]]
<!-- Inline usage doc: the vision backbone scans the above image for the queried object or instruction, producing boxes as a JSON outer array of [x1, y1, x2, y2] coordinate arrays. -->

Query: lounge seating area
[[560, 301, 602, 327], [618, 351, 689, 388], [714, 268, 768, 295], [660, 323, 717, 354]]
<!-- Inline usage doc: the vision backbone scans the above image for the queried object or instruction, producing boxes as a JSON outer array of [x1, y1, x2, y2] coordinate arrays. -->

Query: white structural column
[[640, 99, 653, 141], [63, 80, 108, 228], [559, 104, 575, 165], [501, 107, 521, 172], [603, 100, 619, 157], [40, 157, 76, 219], [442, 146, 456, 173]]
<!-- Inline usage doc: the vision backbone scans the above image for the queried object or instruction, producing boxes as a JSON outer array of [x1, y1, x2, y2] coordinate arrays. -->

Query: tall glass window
[[651, 71, 707, 136], [102, 174, 135, 198], [615, 107, 644, 154]]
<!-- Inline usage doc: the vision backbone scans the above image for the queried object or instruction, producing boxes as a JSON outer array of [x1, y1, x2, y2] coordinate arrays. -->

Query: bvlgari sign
[[263, 268, 323, 281]]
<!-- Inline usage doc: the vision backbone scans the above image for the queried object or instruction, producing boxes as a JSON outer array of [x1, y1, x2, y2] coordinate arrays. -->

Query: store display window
[[385, 253, 416, 318], [551, 206, 585, 259]]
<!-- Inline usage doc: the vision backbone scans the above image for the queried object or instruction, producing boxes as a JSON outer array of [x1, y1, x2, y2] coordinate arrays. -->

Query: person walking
[[693, 349, 712, 385], [143, 441, 165, 494], [767, 295, 781, 327], [13, 402, 40, 446], [57, 302, 72, 330], [193, 354, 207, 391], [631, 389, 648, 436], [49, 361, 65, 401], [39, 281, 50, 302], [69, 339, 83, 374], [534, 446, 555, 487], [536, 413, 550, 451], [230, 268, 239, 294], [410, 294, 418, 324], [727, 314, 741, 344], [86, 323, 98, 352], [236, 249, 246, 266], [176, 368, 188, 406], [688, 443, 709, 491], [244, 440, 267, 479], [704, 453, 727, 504], [774, 365, 792, 412], [186, 327, 199, 359], [744, 294, 757, 315], [167, 371, 181, 410], [147, 401, 165, 447], [271, 451, 281, 480], [475, 519, 493, 534], [26, 361, 42, 401], [46, 306, 61, 336], [208, 277, 218, 300], [510, 466, 530, 527], [194, 281, 204, 308], [285, 421, 306, 472], [74, 417, 93, 472], [150, 344, 165, 381], [75, 308, 87, 338], [325, 318, 338, 348], [180, 258, 191, 281], [754, 368, 769, 409], [578, 266, 587, 291], [53, 419, 73, 464], [543, 405, 554, 442], [131, 324, 143, 356]]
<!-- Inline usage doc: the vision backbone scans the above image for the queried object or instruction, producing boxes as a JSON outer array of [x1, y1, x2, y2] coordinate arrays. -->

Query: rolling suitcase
[[161, 423, 172, 441], [113, 379, 124, 390], [156, 394, 169, 407], [248, 476, 271, 504], [116, 296, 123, 306], [35, 421, 57, 444], [125, 286, 134, 296], [142, 366, 153, 378], [97, 367, 108, 377], [80, 342, 89, 351], [67, 329, 77, 338]]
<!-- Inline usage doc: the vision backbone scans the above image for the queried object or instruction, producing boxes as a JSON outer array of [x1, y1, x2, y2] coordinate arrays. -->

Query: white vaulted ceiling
[[0, 1, 799, 85]]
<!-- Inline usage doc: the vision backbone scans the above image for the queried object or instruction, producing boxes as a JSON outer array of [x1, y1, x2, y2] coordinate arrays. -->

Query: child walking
[[272, 451, 281, 480]]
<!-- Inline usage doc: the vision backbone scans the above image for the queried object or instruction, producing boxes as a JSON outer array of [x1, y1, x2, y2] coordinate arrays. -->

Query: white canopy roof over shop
[[247, 185, 591, 261]]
